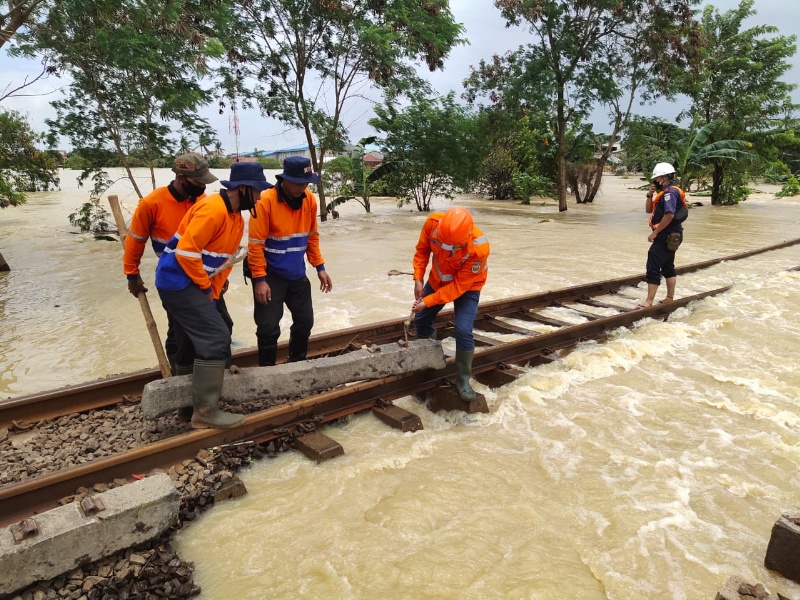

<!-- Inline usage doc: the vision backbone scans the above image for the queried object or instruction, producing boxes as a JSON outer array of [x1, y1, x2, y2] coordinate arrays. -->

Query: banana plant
[[677, 114, 755, 191], [326, 136, 408, 215]]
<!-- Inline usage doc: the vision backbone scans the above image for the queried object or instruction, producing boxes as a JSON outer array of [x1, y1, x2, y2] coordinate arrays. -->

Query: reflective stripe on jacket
[[123, 185, 203, 276], [413, 211, 490, 307], [155, 193, 243, 300], [246, 187, 324, 282]]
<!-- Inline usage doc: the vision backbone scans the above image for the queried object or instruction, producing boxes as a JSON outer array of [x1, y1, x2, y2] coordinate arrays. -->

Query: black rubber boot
[[175, 364, 194, 422], [258, 345, 277, 367], [190, 359, 244, 429], [454, 350, 477, 402], [288, 335, 309, 362]]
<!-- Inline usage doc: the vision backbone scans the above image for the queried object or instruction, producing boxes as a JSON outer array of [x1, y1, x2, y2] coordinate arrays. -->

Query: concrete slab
[[0, 473, 179, 597], [141, 339, 446, 419]]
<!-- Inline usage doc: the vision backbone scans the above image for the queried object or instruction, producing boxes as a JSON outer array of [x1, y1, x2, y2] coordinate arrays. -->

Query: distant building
[[233, 142, 345, 164], [363, 151, 384, 169]]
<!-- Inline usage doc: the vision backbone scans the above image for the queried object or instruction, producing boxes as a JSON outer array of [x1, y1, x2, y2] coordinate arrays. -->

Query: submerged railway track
[[1, 237, 800, 526]]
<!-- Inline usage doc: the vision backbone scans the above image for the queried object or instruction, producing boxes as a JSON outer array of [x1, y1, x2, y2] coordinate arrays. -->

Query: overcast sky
[[1, 0, 799, 154]]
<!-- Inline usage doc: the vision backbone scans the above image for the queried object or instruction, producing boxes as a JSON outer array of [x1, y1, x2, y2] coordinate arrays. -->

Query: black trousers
[[164, 293, 231, 358], [252, 272, 313, 350], [158, 285, 232, 366], [646, 234, 679, 285]]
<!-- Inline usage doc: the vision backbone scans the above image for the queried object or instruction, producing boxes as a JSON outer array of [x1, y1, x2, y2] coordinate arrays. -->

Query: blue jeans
[[414, 282, 480, 351]]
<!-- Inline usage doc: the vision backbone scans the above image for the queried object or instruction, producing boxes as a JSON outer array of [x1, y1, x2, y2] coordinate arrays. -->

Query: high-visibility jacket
[[247, 187, 325, 282], [155, 193, 243, 300], [413, 211, 490, 307], [123, 184, 202, 277]]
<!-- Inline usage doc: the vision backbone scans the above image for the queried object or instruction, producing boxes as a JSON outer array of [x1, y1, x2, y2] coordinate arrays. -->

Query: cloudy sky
[[1, 0, 799, 154]]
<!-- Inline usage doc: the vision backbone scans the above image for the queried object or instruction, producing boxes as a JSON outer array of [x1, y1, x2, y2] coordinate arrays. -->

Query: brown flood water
[[2, 170, 800, 598]]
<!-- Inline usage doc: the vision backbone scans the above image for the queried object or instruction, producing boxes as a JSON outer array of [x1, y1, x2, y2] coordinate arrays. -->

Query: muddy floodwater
[[2, 170, 800, 598]]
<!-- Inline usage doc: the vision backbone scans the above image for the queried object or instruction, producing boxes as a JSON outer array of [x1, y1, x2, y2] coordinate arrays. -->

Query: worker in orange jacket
[[155, 162, 272, 429], [412, 206, 490, 401], [246, 156, 333, 366], [122, 153, 220, 374]]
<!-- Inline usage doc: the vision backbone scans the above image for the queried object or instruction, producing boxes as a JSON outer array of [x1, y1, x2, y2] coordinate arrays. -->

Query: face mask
[[277, 181, 305, 210], [238, 186, 258, 215], [182, 177, 206, 199]]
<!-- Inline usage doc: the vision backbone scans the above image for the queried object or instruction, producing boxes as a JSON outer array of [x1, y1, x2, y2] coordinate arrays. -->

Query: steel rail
[[2, 235, 798, 429], [0, 285, 729, 525]]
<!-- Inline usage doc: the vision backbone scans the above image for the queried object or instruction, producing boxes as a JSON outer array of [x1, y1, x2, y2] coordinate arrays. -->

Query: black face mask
[[181, 177, 206, 199], [278, 182, 305, 210], [238, 186, 258, 216]]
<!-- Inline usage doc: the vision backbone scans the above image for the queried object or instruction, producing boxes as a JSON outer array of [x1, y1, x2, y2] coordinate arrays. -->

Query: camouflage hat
[[172, 153, 217, 184]]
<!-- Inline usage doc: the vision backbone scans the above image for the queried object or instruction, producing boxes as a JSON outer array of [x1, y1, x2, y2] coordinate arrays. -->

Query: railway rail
[[1, 237, 799, 525]]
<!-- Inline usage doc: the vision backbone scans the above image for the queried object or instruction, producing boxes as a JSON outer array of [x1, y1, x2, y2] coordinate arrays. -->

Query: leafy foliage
[[513, 172, 552, 205], [0, 110, 60, 208], [12, 0, 234, 199], [777, 176, 800, 198], [676, 115, 755, 193], [237, 0, 465, 219], [675, 0, 797, 204], [67, 200, 116, 240], [0, 0, 48, 49], [466, 0, 702, 211], [479, 146, 517, 200], [620, 116, 685, 175], [325, 139, 409, 215], [370, 94, 484, 211]]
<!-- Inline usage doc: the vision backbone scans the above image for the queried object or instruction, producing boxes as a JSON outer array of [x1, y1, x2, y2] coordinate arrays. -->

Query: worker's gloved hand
[[127, 277, 148, 297]]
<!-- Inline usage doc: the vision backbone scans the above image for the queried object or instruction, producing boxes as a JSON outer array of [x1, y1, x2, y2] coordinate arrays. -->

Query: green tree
[[0, 109, 59, 208], [370, 94, 484, 212], [325, 138, 409, 215], [12, 0, 235, 199], [0, 0, 48, 49], [620, 116, 685, 175], [237, 0, 465, 220], [466, 0, 700, 211], [675, 115, 755, 196], [677, 0, 797, 204]]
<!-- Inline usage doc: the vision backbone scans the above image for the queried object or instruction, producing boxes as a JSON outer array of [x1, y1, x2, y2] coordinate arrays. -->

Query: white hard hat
[[651, 162, 676, 179]]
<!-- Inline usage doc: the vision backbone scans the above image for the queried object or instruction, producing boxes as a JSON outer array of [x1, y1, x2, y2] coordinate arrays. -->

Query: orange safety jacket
[[123, 185, 203, 278], [246, 186, 324, 282], [154, 193, 244, 300], [413, 211, 490, 307]]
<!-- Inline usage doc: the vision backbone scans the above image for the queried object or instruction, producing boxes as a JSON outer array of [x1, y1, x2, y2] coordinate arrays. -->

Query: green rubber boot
[[175, 363, 194, 422], [454, 349, 477, 402], [190, 359, 244, 430]]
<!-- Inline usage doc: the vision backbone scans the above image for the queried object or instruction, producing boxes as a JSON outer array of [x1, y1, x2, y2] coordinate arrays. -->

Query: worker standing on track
[[123, 153, 219, 375], [246, 156, 333, 367], [640, 162, 688, 308], [155, 162, 272, 429], [411, 206, 490, 402]]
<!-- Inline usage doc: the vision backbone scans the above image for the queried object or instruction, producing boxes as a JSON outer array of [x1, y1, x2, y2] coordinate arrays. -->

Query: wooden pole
[[108, 194, 172, 379]]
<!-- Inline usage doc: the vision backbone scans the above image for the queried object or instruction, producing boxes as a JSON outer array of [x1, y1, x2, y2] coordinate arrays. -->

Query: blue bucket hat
[[220, 162, 273, 191], [277, 156, 320, 185]]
